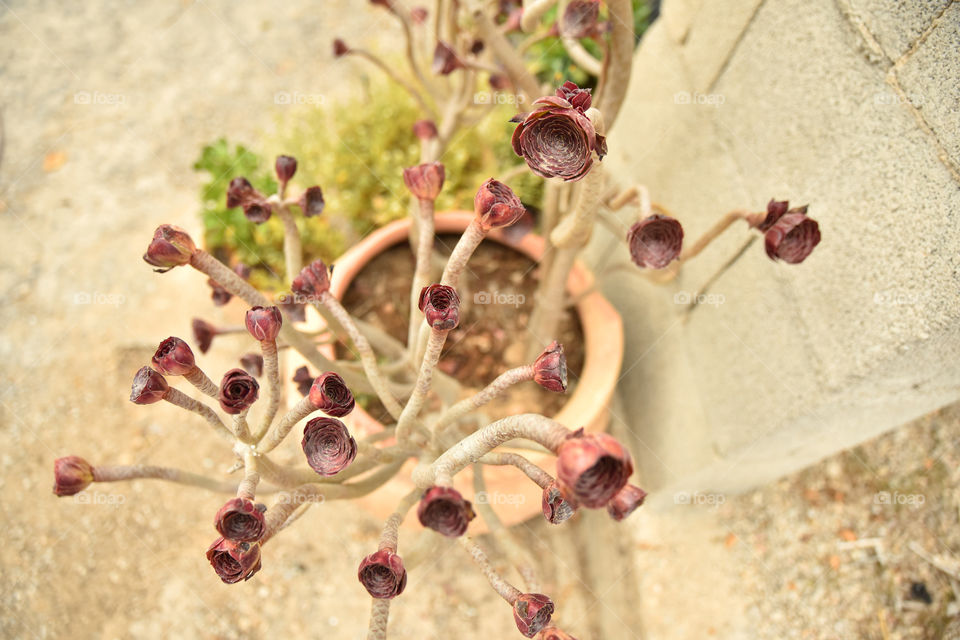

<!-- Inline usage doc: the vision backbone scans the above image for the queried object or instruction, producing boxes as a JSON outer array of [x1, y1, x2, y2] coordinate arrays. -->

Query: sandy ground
[[1, 2, 958, 639]]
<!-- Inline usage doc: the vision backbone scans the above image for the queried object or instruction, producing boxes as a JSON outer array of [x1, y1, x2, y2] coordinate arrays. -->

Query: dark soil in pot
[[335, 233, 585, 423]]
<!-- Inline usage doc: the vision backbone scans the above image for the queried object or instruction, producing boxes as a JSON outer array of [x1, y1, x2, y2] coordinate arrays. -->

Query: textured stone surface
[[595, 0, 960, 498], [848, 0, 952, 60]]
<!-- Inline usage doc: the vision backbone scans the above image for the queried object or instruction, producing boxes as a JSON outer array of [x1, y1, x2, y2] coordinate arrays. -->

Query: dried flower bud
[[765, 211, 821, 264], [539, 627, 579, 640], [413, 119, 438, 141], [292, 365, 313, 397], [606, 484, 647, 521], [418, 284, 461, 330], [333, 38, 350, 58], [513, 593, 555, 638], [245, 306, 283, 342], [358, 549, 408, 599], [534, 341, 567, 393], [474, 178, 526, 231], [747, 198, 791, 232], [555, 80, 593, 111], [299, 185, 325, 218], [417, 486, 475, 537], [556, 430, 634, 508], [192, 318, 219, 354], [215, 497, 266, 543], [226, 177, 254, 208], [275, 155, 298, 186], [561, 0, 600, 38], [627, 215, 684, 269], [403, 162, 445, 201], [151, 337, 197, 376], [542, 481, 576, 524], [218, 368, 260, 415], [53, 456, 94, 496], [292, 259, 331, 300], [143, 224, 196, 272], [242, 197, 273, 224], [432, 41, 463, 75], [308, 372, 356, 417], [207, 263, 249, 306], [240, 352, 264, 377], [206, 537, 262, 584], [301, 417, 358, 476], [130, 366, 169, 404], [207, 278, 232, 306], [510, 86, 605, 182], [410, 6, 428, 24]]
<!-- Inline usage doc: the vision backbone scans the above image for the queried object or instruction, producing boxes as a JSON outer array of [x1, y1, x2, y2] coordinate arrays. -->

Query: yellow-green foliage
[[197, 78, 544, 291], [272, 80, 543, 237]]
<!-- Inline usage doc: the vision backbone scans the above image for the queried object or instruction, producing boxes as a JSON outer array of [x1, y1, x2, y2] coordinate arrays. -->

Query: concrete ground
[[1, 1, 958, 639]]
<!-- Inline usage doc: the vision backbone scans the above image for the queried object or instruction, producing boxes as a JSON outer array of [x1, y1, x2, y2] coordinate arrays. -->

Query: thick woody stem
[[479, 452, 554, 489], [348, 48, 436, 119], [394, 5, 437, 100], [521, 0, 559, 33], [396, 328, 448, 444], [472, 464, 541, 591], [415, 413, 570, 488], [367, 599, 391, 640], [528, 112, 605, 359], [679, 210, 750, 261], [526, 247, 575, 357], [320, 291, 404, 420], [379, 489, 420, 552], [470, 5, 542, 102], [595, 0, 634, 131], [189, 250, 363, 390], [262, 462, 404, 542], [232, 408, 252, 442], [432, 365, 535, 442], [274, 204, 303, 280], [605, 184, 652, 213], [253, 451, 380, 488], [91, 464, 243, 493], [254, 340, 282, 441], [441, 218, 485, 289], [258, 396, 315, 454], [458, 535, 523, 604], [236, 449, 260, 500], [408, 198, 436, 351], [162, 387, 233, 441], [184, 367, 218, 398]]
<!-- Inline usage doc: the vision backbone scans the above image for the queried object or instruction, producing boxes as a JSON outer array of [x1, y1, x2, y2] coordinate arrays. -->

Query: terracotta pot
[[288, 212, 623, 529]]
